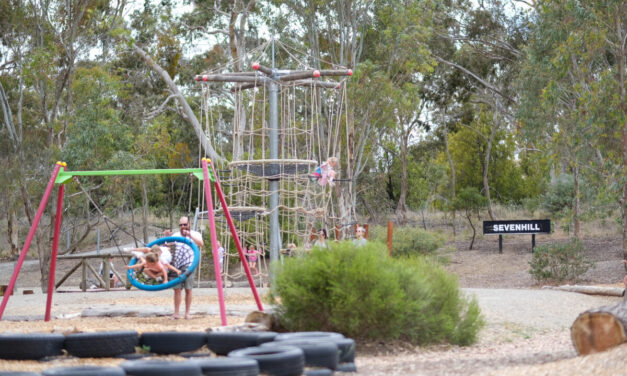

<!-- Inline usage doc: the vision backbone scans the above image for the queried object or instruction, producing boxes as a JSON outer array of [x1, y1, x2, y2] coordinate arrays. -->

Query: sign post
[[483, 220, 551, 253]]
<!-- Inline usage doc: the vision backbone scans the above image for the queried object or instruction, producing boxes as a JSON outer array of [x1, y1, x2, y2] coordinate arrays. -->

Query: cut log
[[543, 284, 625, 297], [0, 285, 13, 296], [571, 300, 627, 355]]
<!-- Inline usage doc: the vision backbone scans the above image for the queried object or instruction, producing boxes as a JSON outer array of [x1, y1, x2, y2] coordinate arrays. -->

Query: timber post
[[387, 221, 393, 256]]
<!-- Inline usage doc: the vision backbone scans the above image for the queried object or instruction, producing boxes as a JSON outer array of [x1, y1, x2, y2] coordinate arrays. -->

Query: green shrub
[[270, 241, 483, 346], [542, 174, 574, 215], [368, 226, 445, 257], [528, 239, 593, 283]]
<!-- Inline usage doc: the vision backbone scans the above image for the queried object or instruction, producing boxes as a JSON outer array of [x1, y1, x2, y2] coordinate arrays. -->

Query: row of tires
[[0, 331, 356, 376]]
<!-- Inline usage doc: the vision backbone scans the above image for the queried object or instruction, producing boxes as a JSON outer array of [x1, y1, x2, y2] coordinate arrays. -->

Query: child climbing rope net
[[311, 157, 338, 187]]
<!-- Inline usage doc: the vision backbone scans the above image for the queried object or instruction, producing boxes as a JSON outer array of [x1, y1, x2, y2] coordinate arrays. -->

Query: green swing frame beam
[[55, 168, 214, 184]]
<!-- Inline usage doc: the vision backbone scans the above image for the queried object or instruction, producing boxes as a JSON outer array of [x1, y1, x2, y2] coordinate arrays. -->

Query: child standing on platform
[[246, 244, 260, 275]]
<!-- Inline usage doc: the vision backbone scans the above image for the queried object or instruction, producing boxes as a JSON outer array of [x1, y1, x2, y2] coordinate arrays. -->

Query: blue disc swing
[[126, 236, 200, 291]]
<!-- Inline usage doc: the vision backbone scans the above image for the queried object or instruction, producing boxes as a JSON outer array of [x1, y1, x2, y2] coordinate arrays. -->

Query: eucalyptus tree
[[0, 0, 124, 290], [361, 0, 439, 224], [266, 0, 377, 229], [180, 0, 263, 161], [517, 0, 626, 252], [427, 0, 530, 220]]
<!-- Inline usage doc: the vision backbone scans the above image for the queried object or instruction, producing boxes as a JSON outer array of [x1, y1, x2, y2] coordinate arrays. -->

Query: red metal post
[[207, 159, 264, 311], [200, 159, 228, 325], [45, 182, 65, 321], [0, 162, 64, 320]]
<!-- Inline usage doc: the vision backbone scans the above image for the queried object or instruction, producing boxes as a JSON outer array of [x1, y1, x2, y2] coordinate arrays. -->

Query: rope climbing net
[[196, 39, 351, 283]]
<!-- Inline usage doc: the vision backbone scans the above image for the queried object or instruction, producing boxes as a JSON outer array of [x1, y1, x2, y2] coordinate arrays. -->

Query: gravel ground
[[0, 234, 625, 375]]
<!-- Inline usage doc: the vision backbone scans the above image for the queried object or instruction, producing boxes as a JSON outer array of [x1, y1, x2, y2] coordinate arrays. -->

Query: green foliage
[[271, 242, 483, 346], [452, 187, 489, 213], [452, 187, 489, 250], [542, 174, 574, 216], [63, 66, 128, 170], [369, 226, 445, 257], [528, 239, 594, 284], [445, 108, 530, 204]]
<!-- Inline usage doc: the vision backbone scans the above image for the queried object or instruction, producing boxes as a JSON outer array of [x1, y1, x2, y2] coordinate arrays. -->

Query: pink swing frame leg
[[205, 159, 264, 311], [45, 184, 65, 321], [0, 162, 64, 320], [201, 159, 228, 325]]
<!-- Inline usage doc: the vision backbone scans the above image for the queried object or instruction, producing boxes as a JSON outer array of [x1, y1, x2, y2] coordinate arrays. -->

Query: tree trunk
[[130, 43, 222, 163], [571, 299, 627, 355], [129, 191, 138, 248], [616, 9, 627, 268], [483, 112, 498, 221], [544, 284, 625, 297], [573, 164, 581, 239], [7, 207, 19, 259], [395, 138, 408, 225], [444, 128, 456, 236], [141, 177, 149, 244], [466, 210, 476, 250]]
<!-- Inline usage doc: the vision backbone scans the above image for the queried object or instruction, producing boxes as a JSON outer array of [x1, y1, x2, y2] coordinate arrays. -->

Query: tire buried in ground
[[303, 369, 333, 376], [261, 340, 338, 370], [228, 345, 304, 376], [64, 330, 138, 358], [139, 331, 206, 354], [121, 359, 202, 376], [0, 333, 65, 360], [273, 332, 344, 342], [336, 362, 357, 373], [41, 366, 126, 376], [275, 334, 355, 363], [206, 331, 277, 355], [191, 357, 259, 376]]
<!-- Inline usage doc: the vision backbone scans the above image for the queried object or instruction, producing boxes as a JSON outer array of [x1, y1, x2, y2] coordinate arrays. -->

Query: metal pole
[[532, 234, 536, 253], [206, 159, 263, 311], [499, 235, 503, 254], [269, 78, 280, 277], [45, 181, 65, 321], [200, 159, 228, 325]]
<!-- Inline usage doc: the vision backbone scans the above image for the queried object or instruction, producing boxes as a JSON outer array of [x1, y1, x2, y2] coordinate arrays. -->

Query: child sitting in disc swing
[[124, 244, 174, 270], [311, 157, 338, 187], [127, 245, 180, 285]]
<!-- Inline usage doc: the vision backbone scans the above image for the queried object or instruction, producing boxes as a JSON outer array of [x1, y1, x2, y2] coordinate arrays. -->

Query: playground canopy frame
[[0, 159, 263, 325]]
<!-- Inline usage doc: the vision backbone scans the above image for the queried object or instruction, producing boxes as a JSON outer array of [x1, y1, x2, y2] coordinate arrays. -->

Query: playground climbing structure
[[195, 39, 352, 282]]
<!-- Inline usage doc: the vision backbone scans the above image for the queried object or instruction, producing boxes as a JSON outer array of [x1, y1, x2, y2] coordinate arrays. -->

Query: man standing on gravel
[[164, 216, 204, 319]]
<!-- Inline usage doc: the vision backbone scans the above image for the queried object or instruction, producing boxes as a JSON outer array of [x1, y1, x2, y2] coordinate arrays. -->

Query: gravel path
[[0, 286, 623, 375], [1, 287, 618, 326], [357, 289, 624, 376]]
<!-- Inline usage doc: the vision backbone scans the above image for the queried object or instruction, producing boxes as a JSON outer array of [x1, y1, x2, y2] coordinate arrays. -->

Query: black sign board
[[483, 220, 551, 235]]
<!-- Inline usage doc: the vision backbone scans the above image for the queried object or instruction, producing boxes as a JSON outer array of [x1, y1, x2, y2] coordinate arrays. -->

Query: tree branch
[[130, 42, 223, 163], [434, 55, 516, 104]]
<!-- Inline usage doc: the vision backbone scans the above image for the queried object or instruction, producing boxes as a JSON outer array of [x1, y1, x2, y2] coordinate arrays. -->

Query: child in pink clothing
[[311, 157, 338, 187], [246, 244, 260, 275]]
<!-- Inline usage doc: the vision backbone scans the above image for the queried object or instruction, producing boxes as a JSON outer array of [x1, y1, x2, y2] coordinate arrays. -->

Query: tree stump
[[571, 299, 627, 355]]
